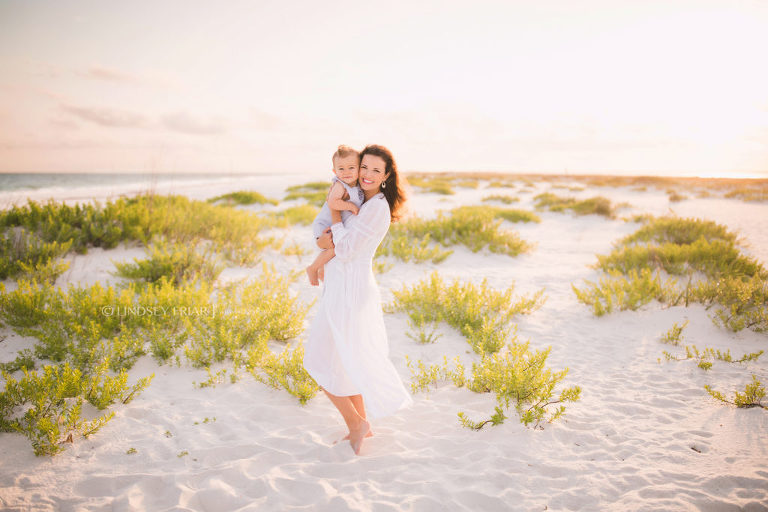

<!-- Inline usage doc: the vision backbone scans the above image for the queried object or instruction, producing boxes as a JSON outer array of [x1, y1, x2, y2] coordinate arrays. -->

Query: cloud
[[61, 104, 148, 128], [75, 66, 137, 83], [248, 108, 280, 129], [161, 112, 227, 135]]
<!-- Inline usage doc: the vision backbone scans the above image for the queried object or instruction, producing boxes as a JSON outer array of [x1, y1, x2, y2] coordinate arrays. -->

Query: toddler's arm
[[327, 181, 359, 215]]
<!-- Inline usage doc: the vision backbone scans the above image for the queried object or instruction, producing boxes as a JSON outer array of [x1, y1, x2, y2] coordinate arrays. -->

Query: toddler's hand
[[349, 203, 359, 215]]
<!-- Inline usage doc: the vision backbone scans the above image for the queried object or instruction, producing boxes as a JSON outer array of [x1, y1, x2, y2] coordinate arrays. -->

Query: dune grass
[[667, 189, 687, 202], [724, 185, 768, 202], [573, 216, 768, 332], [207, 191, 278, 206], [661, 344, 763, 371], [482, 194, 519, 204], [534, 192, 615, 218], [114, 236, 225, 285], [386, 271, 545, 354], [0, 262, 316, 455], [0, 194, 279, 278], [390, 271, 578, 429], [377, 205, 534, 263], [398, 206, 534, 258], [705, 375, 767, 409], [0, 361, 153, 456], [487, 180, 516, 189], [271, 204, 319, 226], [284, 181, 330, 207], [407, 176, 455, 195]]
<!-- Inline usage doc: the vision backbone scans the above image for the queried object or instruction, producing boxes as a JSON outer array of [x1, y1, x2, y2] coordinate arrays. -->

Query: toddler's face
[[332, 155, 359, 186]]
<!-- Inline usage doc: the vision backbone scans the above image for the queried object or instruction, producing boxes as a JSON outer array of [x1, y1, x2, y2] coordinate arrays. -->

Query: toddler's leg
[[306, 248, 335, 286]]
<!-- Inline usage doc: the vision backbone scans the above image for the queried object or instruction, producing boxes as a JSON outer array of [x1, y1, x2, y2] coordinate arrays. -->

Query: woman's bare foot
[[349, 419, 370, 455], [342, 430, 373, 441], [306, 265, 319, 286]]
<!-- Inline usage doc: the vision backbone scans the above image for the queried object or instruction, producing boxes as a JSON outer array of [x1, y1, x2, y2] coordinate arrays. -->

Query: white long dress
[[303, 192, 413, 419]]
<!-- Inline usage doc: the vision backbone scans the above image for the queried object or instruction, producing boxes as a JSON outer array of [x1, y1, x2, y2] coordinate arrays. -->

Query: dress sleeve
[[331, 197, 390, 262]]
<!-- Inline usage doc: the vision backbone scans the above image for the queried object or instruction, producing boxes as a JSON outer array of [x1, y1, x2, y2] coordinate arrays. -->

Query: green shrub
[[284, 182, 330, 207], [0, 229, 72, 280], [534, 193, 615, 218], [572, 268, 676, 316], [660, 320, 689, 345], [388, 271, 545, 354], [207, 191, 278, 205], [482, 194, 519, 204], [285, 181, 330, 193], [114, 236, 225, 285], [406, 342, 581, 429], [620, 217, 736, 246], [705, 375, 767, 409], [376, 230, 453, 264], [270, 204, 319, 226], [0, 362, 153, 456], [576, 216, 768, 333], [246, 341, 318, 404], [407, 176, 455, 195], [662, 344, 763, 371]]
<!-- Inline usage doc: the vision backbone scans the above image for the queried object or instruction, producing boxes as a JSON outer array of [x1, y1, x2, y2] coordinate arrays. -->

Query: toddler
[[306, 145, 364, 286]]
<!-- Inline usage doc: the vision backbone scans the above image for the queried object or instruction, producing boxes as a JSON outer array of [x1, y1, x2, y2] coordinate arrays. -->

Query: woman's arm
[[330, 198, 390, 262]]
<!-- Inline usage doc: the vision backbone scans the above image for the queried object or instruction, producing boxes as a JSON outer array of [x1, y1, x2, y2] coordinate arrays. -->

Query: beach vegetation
[[0, 228, 72, 280], [0, 361, 153, 456], [207, 191, 278, 206], [0, 263, 315, 457], [487, 180, 516, 188], [405, 341, 581, 429], [114, 236, 225, 285], [245, 341, 318, 405], [660, 320, 689, 345], [269, 204, 319, 227], [575, 216, 768, 333], [407, 176, 455, 195], [376, 230, 453, 264], [572, 268, 677, 316], [661, 344, 763, 370], [667, 189, 687, 202], [482, 194, 519, 204], [387, 271, 545, 354], [284, 182, 332, 205], [0, 194, 279, 272], [724, 186, 768, 202], [283, 190, 327, 207], [705, 375, 767, 409], [704, 374, 768, 409], [372, 259, 394, 274], [534, 193, 615, 218]]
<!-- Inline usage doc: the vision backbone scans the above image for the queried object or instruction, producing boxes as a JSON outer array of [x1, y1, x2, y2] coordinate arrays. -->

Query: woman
[[302, 144, 413, 455]]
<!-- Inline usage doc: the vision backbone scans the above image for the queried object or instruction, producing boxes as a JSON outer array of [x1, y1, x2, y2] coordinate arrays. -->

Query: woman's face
[[359, 154, 390, 192]]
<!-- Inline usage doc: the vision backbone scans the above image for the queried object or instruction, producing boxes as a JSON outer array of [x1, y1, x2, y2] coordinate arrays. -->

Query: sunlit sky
[[0, 0, 766, 177]]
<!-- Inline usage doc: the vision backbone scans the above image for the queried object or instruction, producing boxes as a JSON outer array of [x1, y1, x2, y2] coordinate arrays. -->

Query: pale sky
[[0, 0, 766, 177]]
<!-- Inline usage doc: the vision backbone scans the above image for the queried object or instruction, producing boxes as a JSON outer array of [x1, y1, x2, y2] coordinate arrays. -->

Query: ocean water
[[0, 172, 262, 193]]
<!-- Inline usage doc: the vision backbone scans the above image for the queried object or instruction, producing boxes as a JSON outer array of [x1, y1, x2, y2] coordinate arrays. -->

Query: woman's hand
[[317, 228, 334, 249]]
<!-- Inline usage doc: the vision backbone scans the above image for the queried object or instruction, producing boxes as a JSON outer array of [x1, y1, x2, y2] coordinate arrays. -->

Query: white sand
[[1, 178, 767, 511]]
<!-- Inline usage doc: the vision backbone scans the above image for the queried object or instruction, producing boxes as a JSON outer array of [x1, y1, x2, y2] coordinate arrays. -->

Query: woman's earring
[[381, 180, 387, 189]]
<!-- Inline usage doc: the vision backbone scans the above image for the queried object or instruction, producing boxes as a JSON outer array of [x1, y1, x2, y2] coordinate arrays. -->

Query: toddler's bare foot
[[306, 266, 319, 286], [349, 419, 370, 455]]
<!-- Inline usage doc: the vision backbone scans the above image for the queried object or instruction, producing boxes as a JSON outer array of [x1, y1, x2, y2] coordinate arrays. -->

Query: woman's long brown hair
[[359, 144, 407, 222]]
